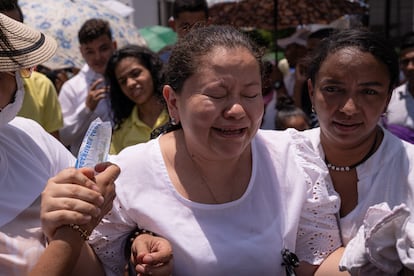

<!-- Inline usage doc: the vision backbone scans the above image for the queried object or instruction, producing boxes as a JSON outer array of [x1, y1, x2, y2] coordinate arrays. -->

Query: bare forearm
[[315, 247, 350, 276], [29, 227, 83, 276], [29, 227, 105, 276]]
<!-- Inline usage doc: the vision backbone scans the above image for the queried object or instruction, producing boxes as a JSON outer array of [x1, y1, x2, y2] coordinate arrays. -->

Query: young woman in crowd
[[106, 45, 169, 154]]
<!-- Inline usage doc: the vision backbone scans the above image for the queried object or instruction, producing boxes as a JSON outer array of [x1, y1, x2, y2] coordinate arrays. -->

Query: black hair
[[105, 45, 165, 129], [78, 18, 112, 44], [307, 28, 399, 92], [166, 24, 264, 94], [173, 0, 209, 19], [400, 31, 414, 52], [154, 25, 264, 136], [275, 96, 310, 130]]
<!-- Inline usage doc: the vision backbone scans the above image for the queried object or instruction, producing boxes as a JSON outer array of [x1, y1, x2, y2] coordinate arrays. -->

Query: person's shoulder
[[24, 71, 57, 95], [256, 129, 288, 143], [10, 116, 45, 132], [390, 82, 408, 100], [257, 128, 317, 141], [9, 117, 75, 165], [26, 71, 51, 83], [110, 138, 159, 163], [9, 117, 61, 147], [393, 82, 407, 92], [301, 128, 320, 143], [383, 127, 414, 154], [60, 65, 88, 91], [256, 129, 313, 150]]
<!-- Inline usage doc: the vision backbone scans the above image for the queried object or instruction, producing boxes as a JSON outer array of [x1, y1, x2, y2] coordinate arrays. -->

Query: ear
[[163, 85, 180, 123]]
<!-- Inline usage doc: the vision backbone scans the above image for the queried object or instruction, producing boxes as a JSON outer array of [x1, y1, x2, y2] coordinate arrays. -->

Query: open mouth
[[213, 127, 247, 136]]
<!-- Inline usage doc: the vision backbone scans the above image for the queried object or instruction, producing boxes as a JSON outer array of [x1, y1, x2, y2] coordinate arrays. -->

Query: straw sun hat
[[0, 13, 57, 72]]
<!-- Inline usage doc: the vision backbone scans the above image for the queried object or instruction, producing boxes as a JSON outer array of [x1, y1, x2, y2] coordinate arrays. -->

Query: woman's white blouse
[[90, 129, 341, 275], [303, 127, 414, 245]]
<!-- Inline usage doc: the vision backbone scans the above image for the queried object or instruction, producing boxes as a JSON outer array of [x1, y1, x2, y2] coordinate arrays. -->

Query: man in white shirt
[[59, 18, 116, 155], [385, 31, 414, 143]]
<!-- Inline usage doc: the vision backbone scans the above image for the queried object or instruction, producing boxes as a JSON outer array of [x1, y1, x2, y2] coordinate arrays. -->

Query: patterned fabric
[[19, 0, 147, 70]]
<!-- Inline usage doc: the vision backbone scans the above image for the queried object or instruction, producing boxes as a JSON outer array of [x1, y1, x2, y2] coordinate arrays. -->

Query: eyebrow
[[358, 81, 387, 87], [320, 79, 385, 87]]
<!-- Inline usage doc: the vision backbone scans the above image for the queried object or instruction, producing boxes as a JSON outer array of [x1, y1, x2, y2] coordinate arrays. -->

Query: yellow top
[[110, 106, 169, 154], [18, 71, 63, 133]]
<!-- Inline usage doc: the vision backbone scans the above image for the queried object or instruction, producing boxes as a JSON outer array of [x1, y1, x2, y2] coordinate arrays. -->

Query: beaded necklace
[[325, 131, 378, 172]]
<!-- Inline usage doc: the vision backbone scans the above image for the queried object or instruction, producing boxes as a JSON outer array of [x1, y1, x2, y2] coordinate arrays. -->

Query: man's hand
[[85, 78, 108, 111]]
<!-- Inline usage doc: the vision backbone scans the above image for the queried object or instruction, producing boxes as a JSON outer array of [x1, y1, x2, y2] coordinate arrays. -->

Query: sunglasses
[[4, 67, 34, 78]]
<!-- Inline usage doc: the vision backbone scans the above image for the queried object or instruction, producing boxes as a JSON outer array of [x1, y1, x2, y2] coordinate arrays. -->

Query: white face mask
[[0, 72, 24, 128]]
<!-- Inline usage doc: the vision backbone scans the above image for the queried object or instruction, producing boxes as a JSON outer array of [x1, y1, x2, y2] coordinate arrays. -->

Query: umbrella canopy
[[20, 0, 147, 70], [139, 25, 177, 53], [208, 0, 368, 30]]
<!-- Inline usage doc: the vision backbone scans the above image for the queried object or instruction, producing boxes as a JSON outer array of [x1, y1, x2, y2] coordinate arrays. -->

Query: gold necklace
[[190, 156, 222, 204]]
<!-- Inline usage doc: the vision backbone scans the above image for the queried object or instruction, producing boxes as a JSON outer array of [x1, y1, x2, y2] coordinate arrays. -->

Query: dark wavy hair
[[105, 45, 165, 129], [307, 28, 399, 92]]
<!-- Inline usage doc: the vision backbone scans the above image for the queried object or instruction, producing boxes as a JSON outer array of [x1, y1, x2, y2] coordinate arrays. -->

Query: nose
[[407, 60, 414, 70], [340, 96, 359, 115], [224, 101, 246, 120], [126, 77, 136, 88]]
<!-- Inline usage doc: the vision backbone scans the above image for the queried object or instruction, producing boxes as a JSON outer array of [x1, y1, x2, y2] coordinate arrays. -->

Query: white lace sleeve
[[88, 196, 137, 276], [290, 129, 342, 265]]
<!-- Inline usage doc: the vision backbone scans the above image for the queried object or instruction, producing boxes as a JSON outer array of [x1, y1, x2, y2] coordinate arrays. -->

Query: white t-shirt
[[59, 64, 112, 156], [303, 127, 414, 245], [0, 117, 75, 275], [90, 129, 341, 275], [386, 83, 414, 130]]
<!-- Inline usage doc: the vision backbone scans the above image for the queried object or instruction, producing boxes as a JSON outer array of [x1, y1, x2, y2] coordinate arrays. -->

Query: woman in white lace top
[[304, 28, 414, 274], [86, 25, 343, 275]]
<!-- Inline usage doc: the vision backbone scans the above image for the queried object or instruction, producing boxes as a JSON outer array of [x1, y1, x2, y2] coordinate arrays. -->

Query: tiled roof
[[209, 0, 368, 30]]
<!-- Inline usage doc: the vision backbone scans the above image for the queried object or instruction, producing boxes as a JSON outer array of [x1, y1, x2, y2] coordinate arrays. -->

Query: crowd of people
[[1, 0, 414, 275]]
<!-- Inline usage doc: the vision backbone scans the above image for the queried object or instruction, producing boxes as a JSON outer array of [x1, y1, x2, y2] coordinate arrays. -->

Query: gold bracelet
[[68, 224, 90, 240]]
